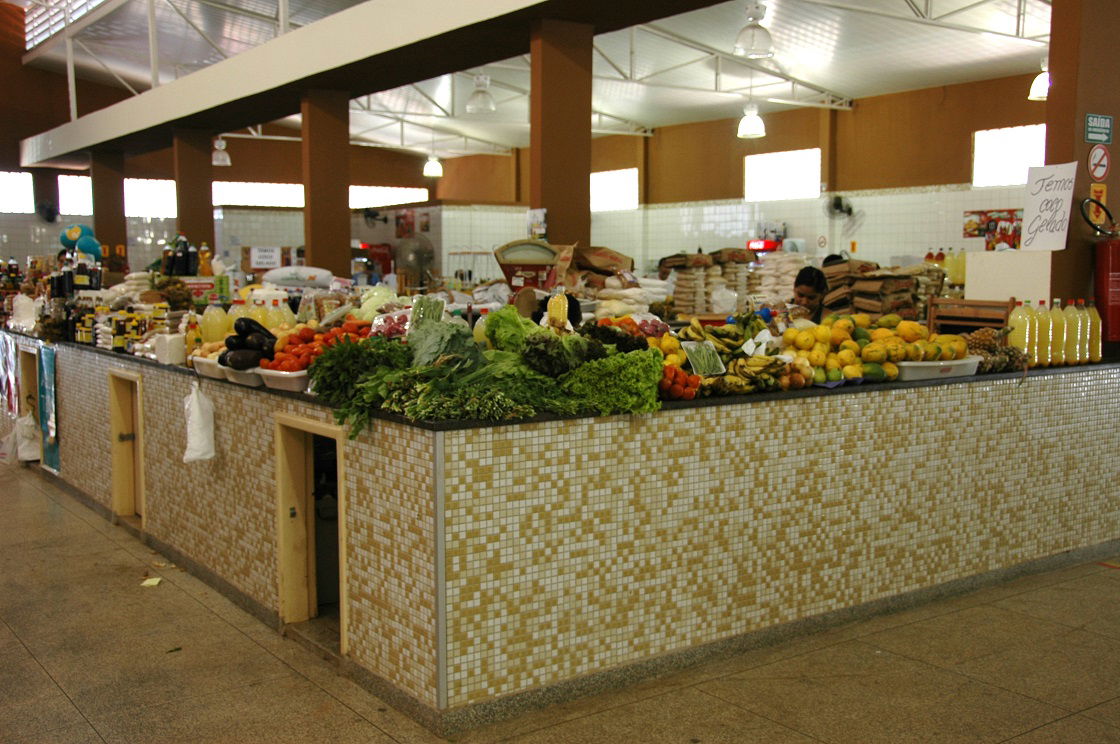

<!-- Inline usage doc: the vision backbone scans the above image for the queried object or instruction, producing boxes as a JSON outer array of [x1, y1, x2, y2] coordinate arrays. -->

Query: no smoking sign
[[1088, 144, 1111, 182]]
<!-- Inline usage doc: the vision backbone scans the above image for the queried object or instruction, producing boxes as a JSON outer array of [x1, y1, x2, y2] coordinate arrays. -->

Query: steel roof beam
[[797, 0, 1048, 43]]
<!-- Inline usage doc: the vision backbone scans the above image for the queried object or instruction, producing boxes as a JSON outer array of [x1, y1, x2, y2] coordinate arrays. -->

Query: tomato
[[681, 388, 696, 400], [313, 333, 324, 343], [341, 322, 359, 335], [687, 374, 701, 389], [358, 327, 371, 338], [298, 327, 315, 343], [668, 384, 684, 399], [658, 378, 672, 392], [259, 359, 272, 370]]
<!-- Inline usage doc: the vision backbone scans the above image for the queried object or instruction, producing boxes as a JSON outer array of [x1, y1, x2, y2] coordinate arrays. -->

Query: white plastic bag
[[183, 381, 215, 463], [16, 415, 40, 461]]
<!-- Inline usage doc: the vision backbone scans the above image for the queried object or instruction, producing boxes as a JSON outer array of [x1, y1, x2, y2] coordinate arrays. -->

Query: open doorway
[[275, 414, 347, 655]]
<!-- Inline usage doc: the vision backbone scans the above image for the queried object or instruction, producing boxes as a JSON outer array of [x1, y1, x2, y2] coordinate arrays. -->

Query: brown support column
[[173, 130, 216, 250], [301, 89, 351, 278], [89, 151, 128, 252], [1045, 0, 1120, 300], [530, 19, 592, 247], [819, 110, 837, 193], [29, 169, 60, 223]]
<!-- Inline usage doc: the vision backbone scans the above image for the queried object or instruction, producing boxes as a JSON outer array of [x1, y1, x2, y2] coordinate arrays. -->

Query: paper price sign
[[1021, 162, 1077, 252]]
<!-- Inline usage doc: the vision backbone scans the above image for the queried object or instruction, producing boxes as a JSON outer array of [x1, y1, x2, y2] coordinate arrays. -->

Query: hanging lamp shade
[[211, 138, 231, 166], [465, 75, 497, 114], [737, 104, 766, 139], [1027, 56, 1049, 101], [423, 156, 443, 178], [733, 2, 774, 59]]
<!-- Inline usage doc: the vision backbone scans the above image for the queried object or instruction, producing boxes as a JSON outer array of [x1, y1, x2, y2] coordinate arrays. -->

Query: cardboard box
[[852, 276, 916, 295], [179, 275, 232, 302]]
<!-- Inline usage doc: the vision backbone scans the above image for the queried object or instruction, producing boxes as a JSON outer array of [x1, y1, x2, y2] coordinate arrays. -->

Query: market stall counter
[[2, 330, 1119, 734]]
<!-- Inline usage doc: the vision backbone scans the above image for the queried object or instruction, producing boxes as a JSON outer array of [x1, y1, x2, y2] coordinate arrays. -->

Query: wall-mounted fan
[[824, 195, 853, 219], [363, 208, 389, 228]]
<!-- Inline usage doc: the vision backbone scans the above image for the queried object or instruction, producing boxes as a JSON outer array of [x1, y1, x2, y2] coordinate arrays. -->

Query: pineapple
[[965, 327, 1009, 354]]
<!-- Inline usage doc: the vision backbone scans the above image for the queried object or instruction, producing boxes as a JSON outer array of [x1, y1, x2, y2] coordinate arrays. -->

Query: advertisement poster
[[963, 209, 1023, 251], [37, 344, 59, 474], [0, 333, 16, 416], [1021, 161, 1077, 251], [395, 209, 415, 239]]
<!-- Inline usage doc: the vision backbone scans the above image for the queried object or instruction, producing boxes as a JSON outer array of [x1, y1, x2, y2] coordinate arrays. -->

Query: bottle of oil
[[1087, 300, 1103, 363], [1008, 301, 1032, 358], [1033, 300, 1051, 367], [1063, 299, 1083, 364], [1050, 297, 1066, 365]]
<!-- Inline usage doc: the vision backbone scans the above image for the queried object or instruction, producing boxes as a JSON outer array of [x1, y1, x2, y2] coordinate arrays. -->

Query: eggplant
[[217, 349, 232, 367], [244, 332, 276, 359], [224, 334, 247, 351], [225, 349, 263, 371], [234, 317, 276, 341]]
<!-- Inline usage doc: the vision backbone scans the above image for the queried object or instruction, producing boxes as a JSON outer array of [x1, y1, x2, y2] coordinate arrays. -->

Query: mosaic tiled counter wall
[[7, 333, 1120, 729]]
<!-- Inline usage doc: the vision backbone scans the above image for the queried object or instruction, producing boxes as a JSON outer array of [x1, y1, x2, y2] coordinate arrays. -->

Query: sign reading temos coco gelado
[[1021, 162, 1077, 251]]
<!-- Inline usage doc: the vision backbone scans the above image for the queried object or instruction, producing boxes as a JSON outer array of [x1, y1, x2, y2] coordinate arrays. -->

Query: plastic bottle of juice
[[1049, 297, 1066, 365], [1087, 300, 1103, 362], [184, 313, 203, 357], [1021, 300, 1039, 367], [248, 298, 269, 325], [1008, 301, 1032, 358], [1034, 300, 1051, 367], [956, 250, 967, 286], [934, 247, 946, 266], [266, 298, 286, 331], [1063, 299, 1083, 364], [1077, 299, 1091, 363], [226, 298, 248, 334], [199, 294, 228, 344], [277, 296, 297, 327]]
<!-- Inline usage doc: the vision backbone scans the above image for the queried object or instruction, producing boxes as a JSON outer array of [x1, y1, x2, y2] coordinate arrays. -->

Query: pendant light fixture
[[423, 155, 444, 178], [733, 2, 775, 59], [422, 127, 442, 178], [464, 74, 497, 114], [211, 137, 231, 166], [1028, 56, 1049, 101], [737, 103, 766, 139]]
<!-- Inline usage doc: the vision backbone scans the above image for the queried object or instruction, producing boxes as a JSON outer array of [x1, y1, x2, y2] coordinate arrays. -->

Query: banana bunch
[[734, 312, 769, 340], [702, 374, 758, 396], [725, 355, 788, 392], [678, 318, 745, 360]]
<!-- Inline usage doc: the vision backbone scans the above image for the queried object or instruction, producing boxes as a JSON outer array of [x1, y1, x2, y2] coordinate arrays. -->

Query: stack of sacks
[[754, 252, 807, 306], [720, 263, 751, 312], [107, 271, 153, 303], [595, 286, 651, 319], [672, 267, 707, 315], [704, 264, 726, 313], [94, 313, 113, 350], [894, 263, 945, 320], [637, 277, 670, 305]]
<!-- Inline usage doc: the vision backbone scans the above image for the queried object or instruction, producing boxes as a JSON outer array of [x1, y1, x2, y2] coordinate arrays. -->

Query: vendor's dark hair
[[795, 266, 828, 293]]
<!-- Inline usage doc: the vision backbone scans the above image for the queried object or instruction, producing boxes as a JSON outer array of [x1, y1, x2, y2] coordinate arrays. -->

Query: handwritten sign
[[250, 246, 283, 269], [1021, 162, 1077, 252]]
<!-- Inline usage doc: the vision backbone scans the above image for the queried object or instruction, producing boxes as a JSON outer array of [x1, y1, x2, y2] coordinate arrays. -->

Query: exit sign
[[1086, 114, 1113, 144]]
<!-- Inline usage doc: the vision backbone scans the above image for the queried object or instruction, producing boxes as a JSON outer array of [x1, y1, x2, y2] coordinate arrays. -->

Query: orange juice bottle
[[1008, 301, 1032, 358], [1049, 297, 1066, 365], [1033, 300, 1051, 367], [1087, 300, 1103, 362], [1077, 299, 1091, 364]]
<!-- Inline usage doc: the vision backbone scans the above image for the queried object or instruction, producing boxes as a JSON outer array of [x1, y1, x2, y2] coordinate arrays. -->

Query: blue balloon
[[75, 235, 102, 261], [60, 224, 94, 249]]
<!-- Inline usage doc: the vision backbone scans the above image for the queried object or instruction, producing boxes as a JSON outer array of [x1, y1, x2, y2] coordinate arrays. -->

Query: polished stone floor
[[4, 464, 1120, 743]]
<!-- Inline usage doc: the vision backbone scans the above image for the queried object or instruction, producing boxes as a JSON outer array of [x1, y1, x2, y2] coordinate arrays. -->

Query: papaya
[[862, 362, 887, 381]]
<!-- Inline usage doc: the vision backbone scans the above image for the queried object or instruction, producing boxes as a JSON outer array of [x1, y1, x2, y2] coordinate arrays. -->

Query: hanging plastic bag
[[183, 381, 215, 463], [16, 414, 40, 462], [0, 428, 16, 466]]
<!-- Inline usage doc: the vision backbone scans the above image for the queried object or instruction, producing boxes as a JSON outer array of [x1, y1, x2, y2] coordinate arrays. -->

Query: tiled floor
[[4, 465, 1120, 744]]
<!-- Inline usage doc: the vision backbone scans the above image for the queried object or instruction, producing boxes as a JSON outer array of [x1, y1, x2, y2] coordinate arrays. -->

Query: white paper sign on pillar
[[250, 246, 283, 268], [1021, 162, 1077, 251]]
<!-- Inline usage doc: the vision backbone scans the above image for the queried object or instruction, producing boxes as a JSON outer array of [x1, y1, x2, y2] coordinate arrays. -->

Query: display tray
[[223, 365, 264, 386], [896, 355, 981, 380], [190, 355, 225, 379], [258, 367, 309, 392]]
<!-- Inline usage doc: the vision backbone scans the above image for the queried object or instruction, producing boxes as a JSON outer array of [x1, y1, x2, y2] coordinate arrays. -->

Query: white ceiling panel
[[23, 0, 1052, 159]]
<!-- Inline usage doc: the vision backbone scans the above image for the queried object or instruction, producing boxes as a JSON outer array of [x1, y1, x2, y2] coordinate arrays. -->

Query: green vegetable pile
[[311, 314, 664, 432]]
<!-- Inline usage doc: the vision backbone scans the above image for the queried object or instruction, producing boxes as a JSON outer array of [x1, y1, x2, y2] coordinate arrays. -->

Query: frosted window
[[125, 179, 177, 218], [213, 181, 304, 207], [973, 124, 1046, 187], [24, 1, 107, 50], [350, 186, 428, 208], [0, 172, 34, 213], [59, 175, 93, 216], [744, 149, 822, 201], [590, 168, 639, 212]]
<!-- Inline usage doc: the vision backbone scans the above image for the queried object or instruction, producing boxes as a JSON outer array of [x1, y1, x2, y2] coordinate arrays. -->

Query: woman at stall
[[792, 266, 828, 323]]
